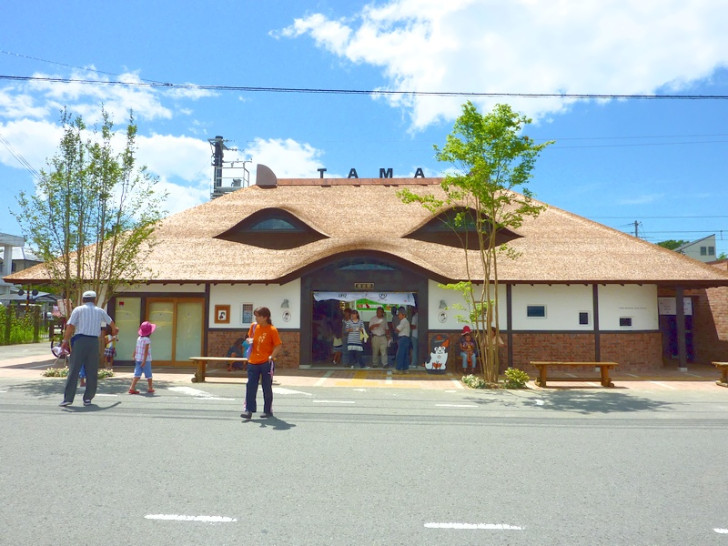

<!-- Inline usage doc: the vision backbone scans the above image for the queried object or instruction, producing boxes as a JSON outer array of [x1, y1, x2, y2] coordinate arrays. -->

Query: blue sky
[[1, 0, 727, 257]]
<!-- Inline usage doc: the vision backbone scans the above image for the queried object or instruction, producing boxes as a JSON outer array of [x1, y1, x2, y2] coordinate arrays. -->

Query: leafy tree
[[14, 107, 166, 309], [657, 240, 689, 251], [400, 102, 552, 383]]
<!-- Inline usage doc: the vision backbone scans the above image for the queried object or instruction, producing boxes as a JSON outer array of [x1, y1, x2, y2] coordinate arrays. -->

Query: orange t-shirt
[[247, 322, 282, 365]]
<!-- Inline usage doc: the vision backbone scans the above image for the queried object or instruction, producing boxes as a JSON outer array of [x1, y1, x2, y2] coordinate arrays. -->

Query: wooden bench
[[713, 362, 728, 387], [530, 361, 619, 388], [189, 357, 248, 383]]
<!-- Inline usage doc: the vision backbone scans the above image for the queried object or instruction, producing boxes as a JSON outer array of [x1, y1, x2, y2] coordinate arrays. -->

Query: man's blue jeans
[[396, 336, 411, 371], [245, 360, 273, 414]]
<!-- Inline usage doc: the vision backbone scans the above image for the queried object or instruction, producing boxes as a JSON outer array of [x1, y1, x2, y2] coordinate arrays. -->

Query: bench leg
[[192, 362, 206, 383], [600, 366, 614, 388], [536, 366, 547, 387]]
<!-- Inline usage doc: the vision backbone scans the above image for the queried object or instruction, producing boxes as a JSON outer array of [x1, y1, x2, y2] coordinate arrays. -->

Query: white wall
[[428, 280, 507, 330], [209, 280, 300, 329], [598, 284, 658, 330], [511, 284, 594, 331]]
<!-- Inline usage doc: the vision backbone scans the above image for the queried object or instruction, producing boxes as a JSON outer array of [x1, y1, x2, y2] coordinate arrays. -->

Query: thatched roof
[[6, 177, 728, 287]]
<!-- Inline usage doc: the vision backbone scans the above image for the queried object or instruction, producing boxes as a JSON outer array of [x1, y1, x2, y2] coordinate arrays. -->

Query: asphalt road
[[2, 376, 728, 545]]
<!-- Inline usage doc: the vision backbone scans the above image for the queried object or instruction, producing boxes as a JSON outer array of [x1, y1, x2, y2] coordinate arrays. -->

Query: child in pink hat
[[129, 321, 156, 394]]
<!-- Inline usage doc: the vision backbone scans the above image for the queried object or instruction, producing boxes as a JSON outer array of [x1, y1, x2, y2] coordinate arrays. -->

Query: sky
[[1, 0, 727, 257]]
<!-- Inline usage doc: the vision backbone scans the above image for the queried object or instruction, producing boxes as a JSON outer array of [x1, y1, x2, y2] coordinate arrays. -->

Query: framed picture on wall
[[214, 304, 231, 324], [242, 303, 254, 324]]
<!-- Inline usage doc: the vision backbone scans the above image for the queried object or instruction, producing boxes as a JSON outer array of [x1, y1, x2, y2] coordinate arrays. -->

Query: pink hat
[[138, 321, 156, 336], [462, 326, 472, 334]]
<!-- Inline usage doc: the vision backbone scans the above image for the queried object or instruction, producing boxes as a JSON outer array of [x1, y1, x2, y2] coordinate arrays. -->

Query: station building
[[7, 166, 728, 374]]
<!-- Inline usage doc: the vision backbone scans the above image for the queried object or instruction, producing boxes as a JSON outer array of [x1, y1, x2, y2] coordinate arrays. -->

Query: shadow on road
[[6, 377, 178, 398], [534, 389, 675, 414]]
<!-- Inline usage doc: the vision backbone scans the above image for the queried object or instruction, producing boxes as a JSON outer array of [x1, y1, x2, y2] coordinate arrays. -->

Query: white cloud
[[241, 137, 325, 181], [618, 193, 664, 206], [278, 0, 728, 129]]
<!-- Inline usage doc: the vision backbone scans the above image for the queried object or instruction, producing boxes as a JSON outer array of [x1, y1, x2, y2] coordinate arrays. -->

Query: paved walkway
[[0, 342, 725, 391]]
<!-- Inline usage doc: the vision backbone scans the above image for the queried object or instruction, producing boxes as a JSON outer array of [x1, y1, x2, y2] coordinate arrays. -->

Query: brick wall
[[427, 330, 664, 375], [207, 329, 301, 369], [690, 286, 728, 363]]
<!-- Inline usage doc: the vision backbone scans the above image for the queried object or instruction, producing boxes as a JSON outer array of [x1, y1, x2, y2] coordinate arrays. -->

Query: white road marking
[[586, 382, 600, 387], [534, 399, 545, 406], [425, 522, 523, 530], [96, 393, 118, 397], [272, 387, 312, 396], [450, 379, 465, 389], [714, 528, 728, 534], [435, 403, 478, 408], [145, 514, 236, 523], [312, 400, 355, 404], [650, 381, 677, 390], [168, 386, 234, 401], [314, 370, 333, 386]]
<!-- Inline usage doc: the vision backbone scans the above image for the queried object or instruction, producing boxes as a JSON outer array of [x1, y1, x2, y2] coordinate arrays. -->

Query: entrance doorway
[[310, 292, 417, 366]]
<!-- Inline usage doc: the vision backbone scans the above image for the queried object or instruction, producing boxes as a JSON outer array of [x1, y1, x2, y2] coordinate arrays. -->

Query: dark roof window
[[215, 208, 327, 249], [405, 207, 521, 248]]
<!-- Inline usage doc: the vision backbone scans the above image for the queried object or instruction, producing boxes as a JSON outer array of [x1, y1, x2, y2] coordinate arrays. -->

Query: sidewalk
[[0, 342, 724, 391]]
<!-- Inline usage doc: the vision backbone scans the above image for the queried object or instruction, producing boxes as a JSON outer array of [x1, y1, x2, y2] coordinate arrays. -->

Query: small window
[[619, 317, 632, 327], [527, 305, 546, 318], [579, 312, 589, 325], [700, 246, 707, 256], [708, 246, 715, 256]]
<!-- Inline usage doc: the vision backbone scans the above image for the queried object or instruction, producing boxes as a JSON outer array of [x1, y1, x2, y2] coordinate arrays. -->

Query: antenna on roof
[[208, 135, 251, 199]]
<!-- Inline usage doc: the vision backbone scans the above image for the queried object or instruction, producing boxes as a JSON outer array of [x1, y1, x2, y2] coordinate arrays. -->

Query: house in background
[[676, 235, 717, 263], [6, 165, 728, 374], [0, 233, 34, 297]]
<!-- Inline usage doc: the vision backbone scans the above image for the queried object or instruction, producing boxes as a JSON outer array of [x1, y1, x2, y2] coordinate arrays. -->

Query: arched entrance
[[299, 252, 429, 366]]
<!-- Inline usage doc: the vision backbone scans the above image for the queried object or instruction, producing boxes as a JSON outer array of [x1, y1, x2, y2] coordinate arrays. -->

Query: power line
[[2, 73, 728, 100]]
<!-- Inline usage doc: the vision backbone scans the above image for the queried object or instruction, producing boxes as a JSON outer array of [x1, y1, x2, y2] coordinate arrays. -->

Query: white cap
[[82, 290, 97, 299]]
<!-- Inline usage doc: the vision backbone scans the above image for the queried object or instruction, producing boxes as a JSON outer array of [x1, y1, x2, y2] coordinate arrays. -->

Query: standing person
[[59, 290, 118, 407], [344, 310, 366, 369], [129, 321, 156, 394], [103, 325, 118, 369], [331, 317, 343, 365], [241, 307, 282, 420], [368, 307, 389, 368], [410, 307, 419, 369], [394, 307, 411, 374]]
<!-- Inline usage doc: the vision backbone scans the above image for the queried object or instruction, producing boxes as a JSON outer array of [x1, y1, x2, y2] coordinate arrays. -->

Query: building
[[675, 235, 717, 263], [6, 166, 728, 373]]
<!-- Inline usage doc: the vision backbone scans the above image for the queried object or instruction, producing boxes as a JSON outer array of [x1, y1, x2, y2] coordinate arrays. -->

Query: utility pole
[[634, 220, 640, 237]]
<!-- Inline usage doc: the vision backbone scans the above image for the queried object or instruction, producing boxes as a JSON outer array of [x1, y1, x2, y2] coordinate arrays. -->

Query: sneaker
[[59, 400, 71, 407], [147, 389, 155, 394], [83, 400, 92, 406], [240, 412, 252, 420], [128, 389, 140, 395], [262, 412, 274, 418]]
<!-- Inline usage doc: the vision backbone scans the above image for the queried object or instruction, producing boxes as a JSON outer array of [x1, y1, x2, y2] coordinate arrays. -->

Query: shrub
[[42, 367, 114, 379], [503, 367, 530, 389]]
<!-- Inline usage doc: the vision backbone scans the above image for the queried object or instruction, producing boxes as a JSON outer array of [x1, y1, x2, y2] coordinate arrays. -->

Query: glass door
[[147, 298, 204, 365]]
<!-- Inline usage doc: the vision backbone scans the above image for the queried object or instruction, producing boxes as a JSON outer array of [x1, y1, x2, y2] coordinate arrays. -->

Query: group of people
[[58, 290, 155, 406], [58, 292, 282, 422], [336, 305, 419, 374]]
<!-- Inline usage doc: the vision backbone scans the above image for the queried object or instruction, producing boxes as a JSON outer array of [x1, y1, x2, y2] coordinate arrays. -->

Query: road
[[1, 375, 728, 545]]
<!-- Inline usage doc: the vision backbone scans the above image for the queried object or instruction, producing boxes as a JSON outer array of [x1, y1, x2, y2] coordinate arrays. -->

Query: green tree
[[400, 102, 553, 383], [14, 107, 166, 309], [657, 240, 689, 251]]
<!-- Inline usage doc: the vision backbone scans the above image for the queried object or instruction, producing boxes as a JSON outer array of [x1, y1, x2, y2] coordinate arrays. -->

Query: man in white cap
[[59, 290, 118, 407]]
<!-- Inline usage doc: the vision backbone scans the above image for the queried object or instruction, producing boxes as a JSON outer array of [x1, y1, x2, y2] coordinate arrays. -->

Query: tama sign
[[317, 167, 426, 179]]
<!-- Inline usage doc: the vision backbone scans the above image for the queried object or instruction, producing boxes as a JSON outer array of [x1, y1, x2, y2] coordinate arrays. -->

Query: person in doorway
[[103, 324, 117, 369], [241, 307, 282, 420], [129, 321, 156, 394], [460, 325, 477, 374], [394, 307, 411, 374], [345, 310, 366, 368], [410, 307, 419, 368], [368, 307, 389, 368], [331, 317, 343, 365], [59, 290, 118, 407]]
